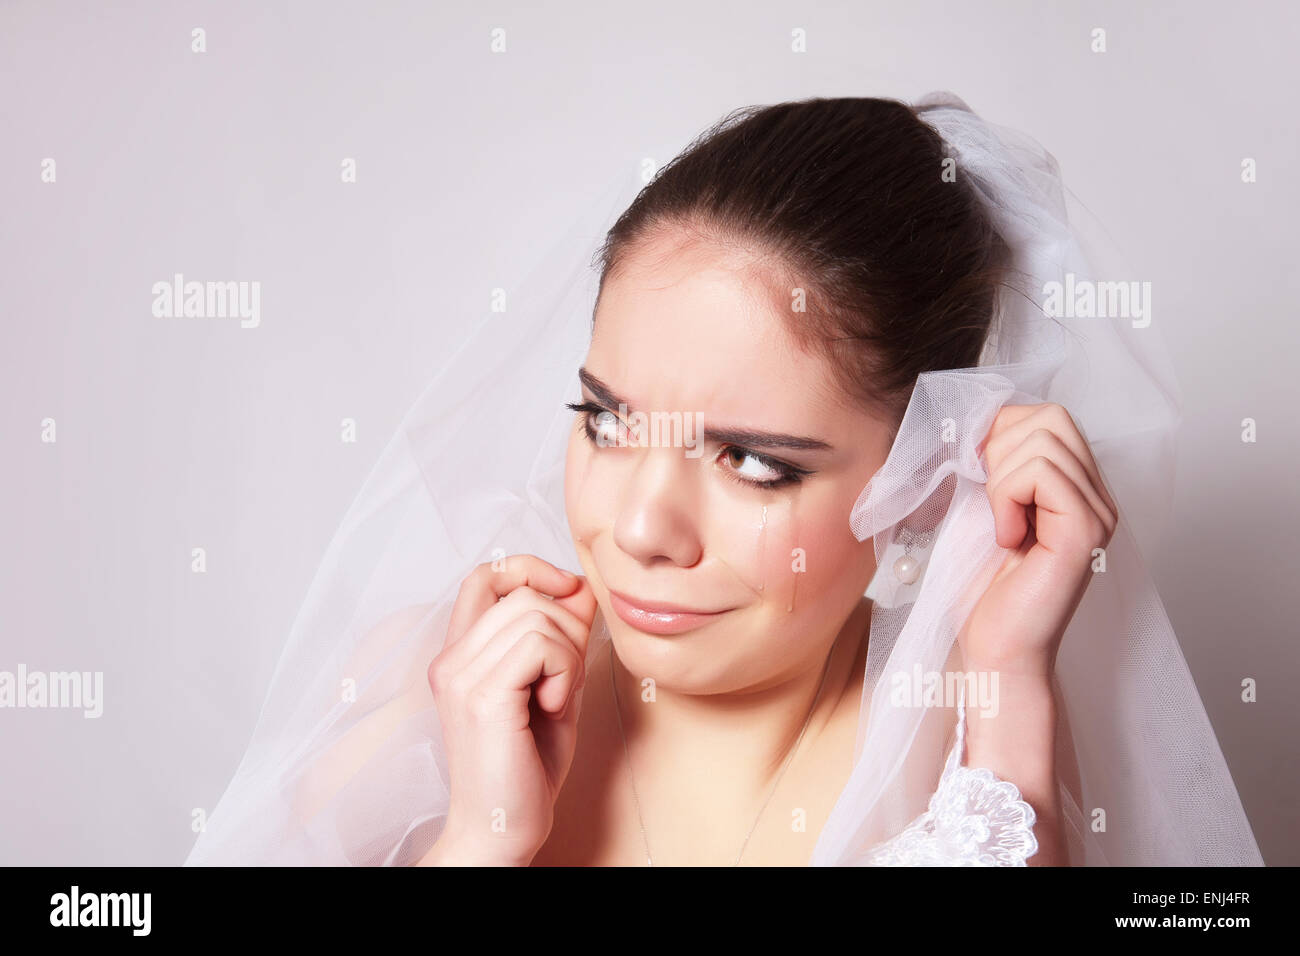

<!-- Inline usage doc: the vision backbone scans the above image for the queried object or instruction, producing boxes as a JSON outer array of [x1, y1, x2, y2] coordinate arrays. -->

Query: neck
[[602, 597, 872, 796]]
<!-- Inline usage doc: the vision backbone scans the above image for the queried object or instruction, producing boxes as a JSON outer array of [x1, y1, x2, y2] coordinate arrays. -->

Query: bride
[[186, 93, 1262, 867], [419, 229, 1100, 864]]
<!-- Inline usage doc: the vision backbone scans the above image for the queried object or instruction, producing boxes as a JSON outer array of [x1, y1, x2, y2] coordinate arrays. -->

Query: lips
[[607, 588, 731, 636]]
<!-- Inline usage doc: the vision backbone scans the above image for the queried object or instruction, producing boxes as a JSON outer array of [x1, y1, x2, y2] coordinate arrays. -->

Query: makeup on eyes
[[564, 399, 815, 489], [575, 367, 834, 451]]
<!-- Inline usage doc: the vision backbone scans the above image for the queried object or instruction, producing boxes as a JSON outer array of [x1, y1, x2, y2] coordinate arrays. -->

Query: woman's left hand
[[958, 402, 1118, 679]]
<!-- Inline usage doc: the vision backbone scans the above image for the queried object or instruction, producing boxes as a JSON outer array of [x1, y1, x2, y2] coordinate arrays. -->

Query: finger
[[440, 585, 595, 677], [458, 608, 574, 694], [985, 429, 1115, 538], [480, 629, 585, 721], [550, 575, 597, 634], [988, 456, 1108, 557], [982, 403, 1114, 517], [975, 403, 1036, 459], [446, 554, 580, 646], [982, 404, 1117, 518], [486, 586, 594, 661]]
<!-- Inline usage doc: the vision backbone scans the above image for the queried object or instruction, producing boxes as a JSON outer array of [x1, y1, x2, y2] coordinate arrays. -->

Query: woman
[[186, 93, 1262, 867]]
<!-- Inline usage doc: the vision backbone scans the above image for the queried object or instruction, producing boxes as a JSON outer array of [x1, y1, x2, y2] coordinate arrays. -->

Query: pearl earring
[[892, 527, 934, 585]]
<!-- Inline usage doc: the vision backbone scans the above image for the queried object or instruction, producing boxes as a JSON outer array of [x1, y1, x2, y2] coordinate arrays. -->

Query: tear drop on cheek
[[756, 504, 769, 593], [786, 496, 800, 614]]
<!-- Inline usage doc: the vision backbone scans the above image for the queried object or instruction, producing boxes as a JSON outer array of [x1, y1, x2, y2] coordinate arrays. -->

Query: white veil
[[185, 92, 1263, 867]]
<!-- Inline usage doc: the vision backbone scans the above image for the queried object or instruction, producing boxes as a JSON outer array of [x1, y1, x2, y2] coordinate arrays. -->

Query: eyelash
[[564, 401, 812, 490]]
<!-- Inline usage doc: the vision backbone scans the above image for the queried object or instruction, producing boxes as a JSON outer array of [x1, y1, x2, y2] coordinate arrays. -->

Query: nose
[[612, 446, 703, 568]]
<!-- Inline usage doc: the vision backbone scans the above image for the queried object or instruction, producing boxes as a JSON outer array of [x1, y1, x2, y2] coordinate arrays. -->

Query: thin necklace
[[607, 633, 837, 866]]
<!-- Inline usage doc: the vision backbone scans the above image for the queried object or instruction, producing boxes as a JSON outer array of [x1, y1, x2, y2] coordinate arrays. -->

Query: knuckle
[[509, 606, 550, 636], [427, 656, 447, 691], [1046, 402, 1078, 431], [556, 634, 579, 663], [519, 627, 550, 652], [1081, 513, 1107, 546], [525, 608, 557, 633], [501, 585, 539, 607], [459, 563, 490, 594], [1028, 426, 1058, 446]]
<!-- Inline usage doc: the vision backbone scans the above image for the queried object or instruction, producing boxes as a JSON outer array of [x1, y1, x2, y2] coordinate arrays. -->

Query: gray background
[[2, 0, 1296, 865]]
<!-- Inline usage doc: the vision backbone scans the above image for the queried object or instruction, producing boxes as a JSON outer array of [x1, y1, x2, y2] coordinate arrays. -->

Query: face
[[564, 229, 896, 694]]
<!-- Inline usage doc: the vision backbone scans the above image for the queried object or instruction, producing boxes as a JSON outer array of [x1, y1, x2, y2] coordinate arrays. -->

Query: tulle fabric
[[185, 93, 1263, 866]]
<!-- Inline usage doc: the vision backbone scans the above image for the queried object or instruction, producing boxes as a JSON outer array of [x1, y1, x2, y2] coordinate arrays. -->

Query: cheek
[[713, 489, 867, 614], [564, 429, 595, 544], [787, 507, 871, 611], [564, 428, 621, 549]]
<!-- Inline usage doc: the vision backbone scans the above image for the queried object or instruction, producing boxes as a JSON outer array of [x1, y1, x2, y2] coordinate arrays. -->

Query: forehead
[[589, 233, 849, 424]]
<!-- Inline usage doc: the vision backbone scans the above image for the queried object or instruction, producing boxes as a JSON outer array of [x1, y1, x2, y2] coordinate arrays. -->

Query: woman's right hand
[[421, 554, 597, 866]]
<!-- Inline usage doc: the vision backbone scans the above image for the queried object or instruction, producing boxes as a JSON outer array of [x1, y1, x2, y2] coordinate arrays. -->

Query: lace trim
[[862, 683, 1039, 866]]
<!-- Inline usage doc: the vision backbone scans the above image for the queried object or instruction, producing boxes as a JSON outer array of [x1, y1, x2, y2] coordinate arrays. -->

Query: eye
[[589, 410, 622, 445], [718, 446, 809, 489], [566, 401, 625, 446], [722, 447, 782, 483], [565, 400, 812, 489]]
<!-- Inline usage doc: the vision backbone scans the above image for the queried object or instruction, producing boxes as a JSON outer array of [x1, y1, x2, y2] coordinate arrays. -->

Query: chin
[[601, 607, 761, 692]]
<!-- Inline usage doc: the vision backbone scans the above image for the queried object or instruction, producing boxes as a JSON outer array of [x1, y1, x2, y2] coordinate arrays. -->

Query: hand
[[422, 554, 596, 866], [959, 403, 1117, 679]]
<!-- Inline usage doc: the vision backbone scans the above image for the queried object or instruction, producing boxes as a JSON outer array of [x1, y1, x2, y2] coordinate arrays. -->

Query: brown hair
[[593, 96, 1012, 432]]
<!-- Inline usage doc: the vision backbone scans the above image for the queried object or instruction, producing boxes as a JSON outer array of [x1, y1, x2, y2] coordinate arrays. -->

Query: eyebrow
[[577, 367, 834, 453]]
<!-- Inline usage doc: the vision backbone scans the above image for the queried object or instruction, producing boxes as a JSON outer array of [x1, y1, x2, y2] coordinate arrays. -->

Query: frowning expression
[[564, 229, 895, 692]]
